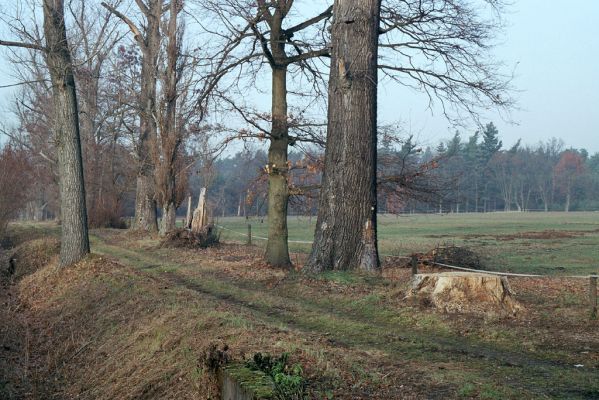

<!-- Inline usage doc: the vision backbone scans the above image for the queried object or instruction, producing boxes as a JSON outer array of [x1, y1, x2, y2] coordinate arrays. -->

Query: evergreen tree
[[480, 122, 502, 162]]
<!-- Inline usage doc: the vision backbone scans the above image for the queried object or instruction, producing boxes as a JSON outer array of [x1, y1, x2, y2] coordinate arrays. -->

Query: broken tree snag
[[408, 272, 523, 316], [191, 188, 208, 234]]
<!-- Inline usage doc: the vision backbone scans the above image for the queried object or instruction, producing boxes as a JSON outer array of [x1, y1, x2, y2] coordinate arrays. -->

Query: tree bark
[[134, 174, 158, 231], [43, 0, 90, 267], [265, 66, 291, 268], [159, 201, 177, 235], [133, 0, 161, 233], [262, 5, 292, 268], [156, 0, 182, 236], [305, 0, 381, 273]]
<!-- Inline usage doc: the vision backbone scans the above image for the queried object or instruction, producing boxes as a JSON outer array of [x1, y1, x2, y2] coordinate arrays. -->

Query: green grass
[[216, 212, 599, 275]]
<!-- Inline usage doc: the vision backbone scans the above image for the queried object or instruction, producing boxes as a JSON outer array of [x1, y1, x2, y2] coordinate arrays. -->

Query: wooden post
[[411, 255, 418, 275], [185, 195, 192, 228], [590, 273, 598, 319], [247, 224, 252, 246]]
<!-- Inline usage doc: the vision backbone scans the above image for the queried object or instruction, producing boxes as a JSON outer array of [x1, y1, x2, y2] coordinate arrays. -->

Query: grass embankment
[[218, 212, 599, 275], [1, 221, 598, 399]]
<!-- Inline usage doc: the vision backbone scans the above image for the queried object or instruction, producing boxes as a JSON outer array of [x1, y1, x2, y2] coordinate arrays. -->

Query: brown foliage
[[0, 146, 33, 236]]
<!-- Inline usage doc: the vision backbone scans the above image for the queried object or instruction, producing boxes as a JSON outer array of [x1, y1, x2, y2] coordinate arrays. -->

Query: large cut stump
[[408, 272, 522, 316]]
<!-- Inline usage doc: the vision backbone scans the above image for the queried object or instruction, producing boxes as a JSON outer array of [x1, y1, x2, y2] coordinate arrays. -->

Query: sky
[[0, 0, 598, 153], [377, 0, 599, 152]]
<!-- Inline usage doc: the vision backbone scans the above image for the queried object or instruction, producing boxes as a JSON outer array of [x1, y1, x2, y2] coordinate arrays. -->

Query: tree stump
[[408, 272, 523, 316]]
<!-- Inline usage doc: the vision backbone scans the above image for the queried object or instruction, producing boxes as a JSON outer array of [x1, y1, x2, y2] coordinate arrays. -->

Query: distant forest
[[6, 120, 597, 226], [192, 122, 599, 217]]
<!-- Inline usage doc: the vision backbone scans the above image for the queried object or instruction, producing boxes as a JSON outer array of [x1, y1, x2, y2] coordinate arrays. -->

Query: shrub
[[246, 352, 306, 400]]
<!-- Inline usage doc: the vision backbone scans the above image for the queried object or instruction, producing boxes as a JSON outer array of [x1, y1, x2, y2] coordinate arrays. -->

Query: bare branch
[[0, 39, 46, 52]]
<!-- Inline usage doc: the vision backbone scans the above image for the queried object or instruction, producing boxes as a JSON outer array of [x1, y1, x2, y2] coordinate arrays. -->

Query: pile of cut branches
[[160, 226, 219, 249], [422, 244, 485, 270]]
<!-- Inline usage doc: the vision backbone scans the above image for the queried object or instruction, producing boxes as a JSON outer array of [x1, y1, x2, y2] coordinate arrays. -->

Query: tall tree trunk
[[265, 66, 291, 267], [156, 0, 182, 236], [43, 0, 90, 267], [305, 0, 380, 273], [133, 0, 161, 233]]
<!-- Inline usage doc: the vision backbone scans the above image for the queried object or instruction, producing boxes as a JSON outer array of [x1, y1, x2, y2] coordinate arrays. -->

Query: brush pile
[[161, 225, 219, 249]]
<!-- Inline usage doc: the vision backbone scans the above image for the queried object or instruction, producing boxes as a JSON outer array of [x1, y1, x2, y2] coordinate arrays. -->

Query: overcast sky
[[0, 0, 598, 153]]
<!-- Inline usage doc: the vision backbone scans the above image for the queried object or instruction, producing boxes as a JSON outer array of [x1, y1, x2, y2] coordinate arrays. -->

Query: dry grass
[[1, 223, 598, 399]]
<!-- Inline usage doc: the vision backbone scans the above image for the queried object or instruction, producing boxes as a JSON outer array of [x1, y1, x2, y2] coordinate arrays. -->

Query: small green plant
[[247, 352, 306, 400]]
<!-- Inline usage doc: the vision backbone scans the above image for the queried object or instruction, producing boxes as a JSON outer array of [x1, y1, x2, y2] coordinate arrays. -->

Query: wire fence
[[214, 223, 598, 316], [216, 224, 598, 279]]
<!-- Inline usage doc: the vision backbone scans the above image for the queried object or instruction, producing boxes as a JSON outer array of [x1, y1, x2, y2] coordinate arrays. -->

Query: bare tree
[[201, 0, 331, 267], [67, 0, 125, 227], [1, 0, 91, 267], [102, 0, 165, 232], [307, 0, 514, 272], [155, 0, 184, 235]]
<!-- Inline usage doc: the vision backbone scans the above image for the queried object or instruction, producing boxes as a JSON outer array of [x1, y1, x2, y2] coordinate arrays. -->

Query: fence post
[[590, 273, 598, 319], [247, 224, 252, 246], [411, 255, 418, 276]]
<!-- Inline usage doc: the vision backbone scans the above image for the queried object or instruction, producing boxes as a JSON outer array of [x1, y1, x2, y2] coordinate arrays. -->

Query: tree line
[[194, 124, 599, 221], [1, 0, 515, 271], [431, 125, 599, 213]]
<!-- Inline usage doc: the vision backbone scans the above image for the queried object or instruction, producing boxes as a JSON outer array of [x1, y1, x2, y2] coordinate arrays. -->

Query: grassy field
[[216, 212, 599, 275]]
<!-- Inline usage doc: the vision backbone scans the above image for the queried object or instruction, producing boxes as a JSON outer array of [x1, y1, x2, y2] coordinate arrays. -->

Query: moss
[[224, 363, 274, 399]]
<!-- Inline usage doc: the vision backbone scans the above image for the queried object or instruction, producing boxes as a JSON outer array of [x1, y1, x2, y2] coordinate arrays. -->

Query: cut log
[[191, 188, 208, 234], [408, 272, 523, 316]]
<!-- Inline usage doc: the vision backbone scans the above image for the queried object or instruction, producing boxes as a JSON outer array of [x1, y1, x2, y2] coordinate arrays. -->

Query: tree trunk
[[43, 0, 90, 267], [133, 0, 161, 233], [265, 67, 291, 268], [159, 201, 177, 235], [134, 175, 158, 231], [156, 0, 182, 237], [185, 195, 192, 228], [305, 0, 380, 273]]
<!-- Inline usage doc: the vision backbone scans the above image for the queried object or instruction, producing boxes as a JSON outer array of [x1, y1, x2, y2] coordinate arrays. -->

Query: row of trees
[[1, 0, 514, 271], [194, 127, 599, 222]]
